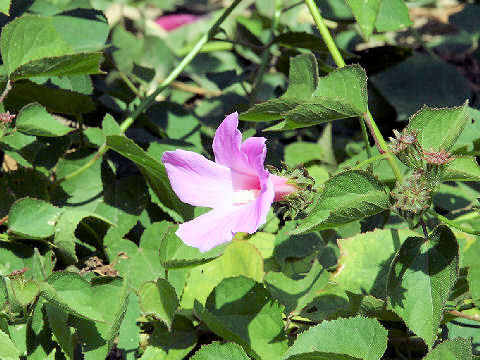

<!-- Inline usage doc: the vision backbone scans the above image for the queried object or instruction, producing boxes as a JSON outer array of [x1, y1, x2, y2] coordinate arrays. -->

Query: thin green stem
[[363, 111, 403, 182], [304, 0, 404, 181], [249, 0, 281, 103], [427, 209, 480, 236], [359, 116, 373, 170], [122, 0, 242, 131], [352, 153, 388, 170], [304, 0, 345, 68], [55, 0, 242, 185]]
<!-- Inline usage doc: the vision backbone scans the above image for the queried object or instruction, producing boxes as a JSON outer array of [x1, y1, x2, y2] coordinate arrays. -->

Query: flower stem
[[55, 0, 242, 185], [121, 0, 242, 132], [352, 153, 388, 170], [427, 209, 480, 236], [249, 0, 282, 104], [304, 0, 345, 68], [304, 0, 403, 183]]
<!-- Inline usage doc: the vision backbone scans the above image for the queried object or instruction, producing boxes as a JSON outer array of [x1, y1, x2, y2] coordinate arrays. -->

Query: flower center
[[231, 189, 260, 205]]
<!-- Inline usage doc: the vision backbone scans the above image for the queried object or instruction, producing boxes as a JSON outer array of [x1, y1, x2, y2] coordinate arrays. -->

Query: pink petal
[[162, 149, 233, 208], [213, 113, 256, 176], [155, 14, 200, 31], [176, 205, 246, 252]]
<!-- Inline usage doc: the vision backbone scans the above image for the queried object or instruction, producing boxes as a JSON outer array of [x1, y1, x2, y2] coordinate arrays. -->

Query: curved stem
[[55, 0, 243, 185], [352, 153, 388, 170], [304, 0, 403, 183], [249, 0, 281, 104], [427, 209, 480, 236]]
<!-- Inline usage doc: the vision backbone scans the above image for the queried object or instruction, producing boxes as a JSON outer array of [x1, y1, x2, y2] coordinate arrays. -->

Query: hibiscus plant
[[0, 0, 479, 359]]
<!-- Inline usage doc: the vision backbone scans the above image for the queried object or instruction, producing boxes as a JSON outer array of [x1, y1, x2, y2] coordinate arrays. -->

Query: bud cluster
[[389, 127, 454, 191], [390, 169, 432, 220], [0, 111, 15, 138], [267, 163, 316, 219]]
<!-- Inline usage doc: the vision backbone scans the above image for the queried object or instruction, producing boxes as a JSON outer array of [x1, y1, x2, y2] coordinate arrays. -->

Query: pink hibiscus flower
[[161, 112, 297, 252], [155, 14, 201, 31]]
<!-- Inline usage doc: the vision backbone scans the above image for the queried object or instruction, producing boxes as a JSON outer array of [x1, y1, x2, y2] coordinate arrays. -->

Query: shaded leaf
[[265, 260, 329, 314], [195, 276, 288, 360], [138, 279, 179, 330], [387, 225, 459, 348]]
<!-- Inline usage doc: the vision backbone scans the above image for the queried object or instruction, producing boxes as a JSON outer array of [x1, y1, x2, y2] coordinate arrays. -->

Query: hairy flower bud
[[267, 163, 316, 218], [389, 129, 423, 169], [422, 148, 454, 189], [391, 170, 432, 220]]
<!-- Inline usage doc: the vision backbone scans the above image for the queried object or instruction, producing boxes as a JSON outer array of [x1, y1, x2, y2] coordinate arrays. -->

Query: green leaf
[[1, 14, 105, 80], [106, 135, 191, 221], [0, 0, 11, 15], [375, 0, 413, 32], [40, 272, 104, 322], [138, 279, 179, 330], [240, 53, 318, 122], [159, 225, 229, 269], [424, 338, 472, 360], [292, 170, 390, 234], [16, 103, 73, 137], [0, 276, 7, 310], [105, 222, 170, 290], [443, 157, 480, 182], [191, 342, 250, 360], [284, 316, 388, 360], [468, 265, 480, 301], [31, 248, 55, 281], [8, 198, 64, 239], [0, 329, 21, 360], [407, 102, 470, 152], [45, 302, 75, 359], [181, 241, 264, 309], [387, 225, 459, 348], [275, 32, 327, 51], [265, 260, 329, 314], [284, 141, 325, 167], [195, 276, 288, 360], [73, 277, 130, 360], [281, 65, 368, 130], [117, 292, 141, 359], [53, 209, 114, 264], [371, 54, 471, 121], [5, 79, 95, 114], [334, 228, 420, 299], [10, 278, 39, 306], [446, 315, 480, 356], [346, 0, 382, 39]]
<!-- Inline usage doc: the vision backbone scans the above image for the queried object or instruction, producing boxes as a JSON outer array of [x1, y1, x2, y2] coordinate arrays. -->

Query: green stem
[[359, 116, 373, 170], [55, 0, 242, 185], [352, 153, 388, 170], [304, 0, 345, 68], [304, 0, 403, 183], [427, 209, 480, 236], [249, 0, 281, 103], [121, 0, 242, 132]]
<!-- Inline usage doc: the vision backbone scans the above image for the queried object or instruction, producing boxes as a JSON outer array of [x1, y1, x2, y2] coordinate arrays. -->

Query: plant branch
[[249, 0, 282, 104], [0, 80, 12, 103], [55, 0, 242, 185], [427, 209, 480, 236], [121, 0, 242, 132], [352, 153, 389, 170], [305, 0, 403, 182], [449, 310, 480, 323]]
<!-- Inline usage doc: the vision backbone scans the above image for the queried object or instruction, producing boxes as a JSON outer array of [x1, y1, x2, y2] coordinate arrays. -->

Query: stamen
[[232, 189, 260, 205]]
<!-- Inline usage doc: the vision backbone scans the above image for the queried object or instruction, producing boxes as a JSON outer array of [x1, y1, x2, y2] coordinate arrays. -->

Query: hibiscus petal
[[155, 14, 200, 31], [176, 206, 246, 252], [213, 112, 255, 176], [162, 149, 233, 208]]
